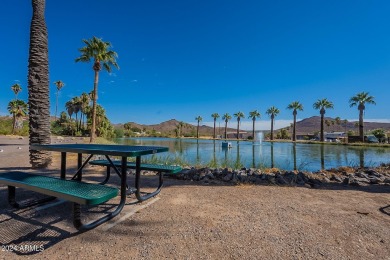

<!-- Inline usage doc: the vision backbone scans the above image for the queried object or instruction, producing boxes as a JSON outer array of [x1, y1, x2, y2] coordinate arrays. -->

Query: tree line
[[193, 92, 377, 142]]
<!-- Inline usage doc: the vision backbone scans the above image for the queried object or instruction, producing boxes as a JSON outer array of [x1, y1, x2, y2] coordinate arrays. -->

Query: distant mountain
[[292, 116, 390, 135], [113, 116, 390, 137], [114, 119, 237, 137]]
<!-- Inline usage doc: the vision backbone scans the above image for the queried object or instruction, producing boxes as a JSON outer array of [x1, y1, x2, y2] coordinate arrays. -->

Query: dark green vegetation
[[51, 93, 116, 139]]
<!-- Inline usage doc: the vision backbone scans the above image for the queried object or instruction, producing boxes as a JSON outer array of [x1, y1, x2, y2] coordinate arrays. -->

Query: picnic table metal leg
[[61, 152, 66, 179], [99, 165, 111, 185], [134, 156, 164, 202], [7, 185, 56, 209], [77, 153, 82, 181], [73, 156, 127, 232]]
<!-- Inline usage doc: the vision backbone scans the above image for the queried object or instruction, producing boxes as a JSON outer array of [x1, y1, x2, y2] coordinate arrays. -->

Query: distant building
[[320, 132, 347, 142]]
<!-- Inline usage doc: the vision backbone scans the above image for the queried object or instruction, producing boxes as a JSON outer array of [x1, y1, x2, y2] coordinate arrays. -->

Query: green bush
[[0, 117, 29, 136], [114, 128, 124, 138]]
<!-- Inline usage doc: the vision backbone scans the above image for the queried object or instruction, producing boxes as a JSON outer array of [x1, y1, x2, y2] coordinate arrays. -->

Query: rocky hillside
[[294, 116, 390, 135], [115, 117, 390, 137], [116, 119, 237, 137]]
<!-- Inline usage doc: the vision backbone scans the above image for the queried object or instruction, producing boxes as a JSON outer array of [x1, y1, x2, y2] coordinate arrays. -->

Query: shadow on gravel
[[379, 205, 390, 216], [0, 187, 74, 256], [0, 185, 139, 256], [0, 143, 29, 146], [0, 208, 72, 255]]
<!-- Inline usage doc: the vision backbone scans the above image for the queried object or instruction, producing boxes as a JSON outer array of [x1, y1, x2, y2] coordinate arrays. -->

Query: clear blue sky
[[1, 0, 389, 130]]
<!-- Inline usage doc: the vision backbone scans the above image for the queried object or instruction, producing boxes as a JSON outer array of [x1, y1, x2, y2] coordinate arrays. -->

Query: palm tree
[[211, 113, 220, 139], [248, 110, 261, 140], [266, 106, 280, 141], [75, 36, 119, 143], [222, 113, 231, 139], [176, 121, 185, 137], [313, 98, 334, 142], [233, 111, 245, 139], [343, 119, 348, 135], [8, 100, 28, 134], [195, 116, 203, 138], [28, 0, 51, 168], [65, 99, 75, 121], [11, 83, 22, 99], [71, 96, 82, 132], [54, 80, 65, 119], [287, 101, 303, 141], [349, 92, 376, 141], [80, 92, 90, 130]]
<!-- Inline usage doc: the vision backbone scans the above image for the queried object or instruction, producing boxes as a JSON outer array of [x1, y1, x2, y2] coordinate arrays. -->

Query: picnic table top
[[30, 144, 169, 157]]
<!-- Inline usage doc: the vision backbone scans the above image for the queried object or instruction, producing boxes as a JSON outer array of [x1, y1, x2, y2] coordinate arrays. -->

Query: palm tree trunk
[[320, 111, 325, 142], [213, 119, 216, 139], [270, 116, 274, 140], [55, 89, 59, 120], [75, 112, 78, 133], [28, 0, 51, 168], [12, 114, 16, 134], [90, 70, 99, 143], [292, 111, 297, 141], [237, 120, 240, 140], [197, 122, 199, 139], [79, 114, 82, 132], [359, 107, 364, 142], [252, 119, 255, 140], [224, 122, 227, 139]]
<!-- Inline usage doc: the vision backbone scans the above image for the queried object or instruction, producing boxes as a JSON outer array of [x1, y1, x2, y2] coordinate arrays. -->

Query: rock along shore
[[159, 164, 390, 188]]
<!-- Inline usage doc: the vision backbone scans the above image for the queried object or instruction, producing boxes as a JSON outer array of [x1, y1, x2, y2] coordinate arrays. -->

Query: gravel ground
[[0, 135, 389, 259]]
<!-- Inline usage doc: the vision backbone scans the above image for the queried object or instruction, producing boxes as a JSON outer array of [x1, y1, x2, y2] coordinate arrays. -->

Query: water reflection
[[235, 142, 242, 169], [293, 143, 297, 171], [196, 140, 200, 165], [320, 145, 325, 170], [113, 137, 389, 171], [359, 149, 364, 168], [252, 145, 255, 168], [270, 143, 274, 168]]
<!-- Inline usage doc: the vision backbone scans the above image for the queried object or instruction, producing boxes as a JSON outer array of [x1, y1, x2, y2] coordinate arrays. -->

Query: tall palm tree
[[11, 83, 22, 99], [287, 101, 303, 141], [233, 111, 245, 139], [313, 98, 334, 142], [176, 121, 185, 138], [248, 110, 261, 140], [71, 96, 82, 132], [265, 106, 280, 141], [222, 113, 231, 139], [65, 99, 75, 120], [195, 116, 203, 138], [349, 92, 376, 141], [8, 100, 28, 134], [211, 113, 220, 139], [266, 106, 280, 141], [28, 0, 51, 168], [75, 36, 119, 143], [54, 80, 64, 119]]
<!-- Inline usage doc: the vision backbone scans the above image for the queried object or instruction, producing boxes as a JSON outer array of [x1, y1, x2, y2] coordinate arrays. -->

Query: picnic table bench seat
[[89, 159, 182, 202], [0, 171, 119, 231], [0, 171, 118, 206]]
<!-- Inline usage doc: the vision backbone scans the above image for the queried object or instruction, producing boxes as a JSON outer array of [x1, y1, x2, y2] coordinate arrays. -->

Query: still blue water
[[112, 137, 390, 171]]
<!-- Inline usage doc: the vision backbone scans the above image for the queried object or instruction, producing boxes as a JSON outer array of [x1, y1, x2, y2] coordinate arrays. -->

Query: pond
[[112, 137, 390, 171]]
